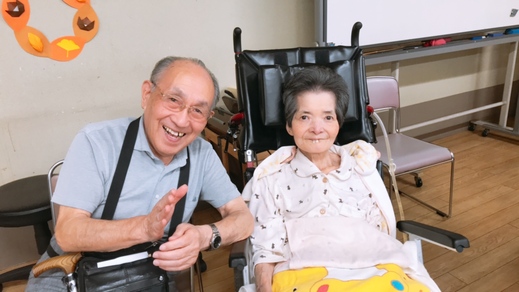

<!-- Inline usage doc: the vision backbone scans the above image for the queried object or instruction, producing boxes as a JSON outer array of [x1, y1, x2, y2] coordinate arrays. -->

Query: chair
[[0, 174, 52, 290], [33, 160, 204, 292], [228, 23, 469, 291], [367, 76, 455, 218]]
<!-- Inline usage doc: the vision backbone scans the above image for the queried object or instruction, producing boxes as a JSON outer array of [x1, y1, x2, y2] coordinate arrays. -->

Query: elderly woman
[[242, 66, 440, 292]]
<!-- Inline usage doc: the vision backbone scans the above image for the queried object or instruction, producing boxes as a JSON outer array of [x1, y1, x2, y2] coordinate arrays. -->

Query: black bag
[[76, 256, 167, 292], [75, 118, 190, 291]]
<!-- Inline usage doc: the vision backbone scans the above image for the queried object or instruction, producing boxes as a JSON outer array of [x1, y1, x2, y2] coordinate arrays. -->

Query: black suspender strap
[[168, 150, 189, 237], [101, 118, 140, 220], [102, 116, 189, 236]]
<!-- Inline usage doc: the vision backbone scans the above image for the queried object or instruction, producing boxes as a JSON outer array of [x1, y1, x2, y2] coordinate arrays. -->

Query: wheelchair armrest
[[397, 220, 470, 253], [229, 239, 248, 291], [229, 239, 247, 269]]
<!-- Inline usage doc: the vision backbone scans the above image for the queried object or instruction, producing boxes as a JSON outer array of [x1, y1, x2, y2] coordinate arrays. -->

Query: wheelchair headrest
[[259, 60, 361, 127], [235, 46, 375, 154]]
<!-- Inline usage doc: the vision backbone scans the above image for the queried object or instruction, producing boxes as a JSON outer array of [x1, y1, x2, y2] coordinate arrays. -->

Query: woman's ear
[[286, 123, 293, 136]]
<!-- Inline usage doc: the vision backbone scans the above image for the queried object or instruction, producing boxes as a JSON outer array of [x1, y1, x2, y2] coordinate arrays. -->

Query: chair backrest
[[366, 76, 400, 110], [366, 76, 401, 134], [47, 160, 63, 227], [233, 24, 376, 161]]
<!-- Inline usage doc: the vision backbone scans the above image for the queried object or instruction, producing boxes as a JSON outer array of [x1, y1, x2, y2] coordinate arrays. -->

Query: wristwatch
[[208, 223, 221, 250]]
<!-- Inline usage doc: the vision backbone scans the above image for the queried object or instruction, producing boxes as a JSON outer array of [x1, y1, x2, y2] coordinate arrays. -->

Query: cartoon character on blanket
[[242, 141, 440, 292]]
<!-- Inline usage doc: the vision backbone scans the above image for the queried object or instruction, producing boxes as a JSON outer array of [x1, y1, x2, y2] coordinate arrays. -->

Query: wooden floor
[[4, 129, 519, 291], [398, 130, 519, 292]]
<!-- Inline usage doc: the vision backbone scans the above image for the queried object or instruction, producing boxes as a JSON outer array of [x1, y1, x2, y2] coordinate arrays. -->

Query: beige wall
[[0, 0, 315, 184]]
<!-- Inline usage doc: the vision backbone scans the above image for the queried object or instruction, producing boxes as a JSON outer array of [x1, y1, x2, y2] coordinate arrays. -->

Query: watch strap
[[208, 223, 221, 250]]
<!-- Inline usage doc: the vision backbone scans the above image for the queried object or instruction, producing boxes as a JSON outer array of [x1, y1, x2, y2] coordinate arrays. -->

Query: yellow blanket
[[273, 264, 430, 292]]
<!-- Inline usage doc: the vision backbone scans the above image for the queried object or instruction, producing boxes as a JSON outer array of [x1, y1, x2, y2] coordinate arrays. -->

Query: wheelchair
[[227, 22, 469, 291]]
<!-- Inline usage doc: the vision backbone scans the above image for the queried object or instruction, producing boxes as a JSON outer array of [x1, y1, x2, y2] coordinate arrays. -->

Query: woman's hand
[[255, 263, 275, 292]]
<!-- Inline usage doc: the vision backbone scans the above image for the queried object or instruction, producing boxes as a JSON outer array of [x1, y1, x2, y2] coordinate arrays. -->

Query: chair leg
[[399, 158, 454, 218], [387, 157, 454, 218], [399, 191, 449, 217], [447, 156, 455, 217], [33, 222, 52, 255]]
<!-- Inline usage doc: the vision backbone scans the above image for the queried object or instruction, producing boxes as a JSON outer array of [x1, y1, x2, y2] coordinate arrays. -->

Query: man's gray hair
[[150, 56, 220, 109]]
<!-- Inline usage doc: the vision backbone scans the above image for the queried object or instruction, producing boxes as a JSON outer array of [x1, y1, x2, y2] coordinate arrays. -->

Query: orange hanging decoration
[[1, 0, 99, 61]]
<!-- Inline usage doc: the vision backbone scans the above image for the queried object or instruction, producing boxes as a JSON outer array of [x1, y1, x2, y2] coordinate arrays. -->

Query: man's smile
[[163, 125, 186, 137]]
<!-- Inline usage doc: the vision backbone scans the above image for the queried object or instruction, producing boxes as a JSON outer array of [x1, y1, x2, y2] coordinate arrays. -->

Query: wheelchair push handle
[[351, 22, 362, 47], [233, 27, 242, 54]]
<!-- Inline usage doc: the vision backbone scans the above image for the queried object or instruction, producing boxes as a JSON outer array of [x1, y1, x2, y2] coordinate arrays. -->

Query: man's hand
[[151, 195, 254, 272], [152, 223, 206, 271], [144, 184, 188, 242], [55, 185, 189, 252]]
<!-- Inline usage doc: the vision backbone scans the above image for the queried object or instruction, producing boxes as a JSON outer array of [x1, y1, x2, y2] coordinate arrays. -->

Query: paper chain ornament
[[2, 0, 99, 61]]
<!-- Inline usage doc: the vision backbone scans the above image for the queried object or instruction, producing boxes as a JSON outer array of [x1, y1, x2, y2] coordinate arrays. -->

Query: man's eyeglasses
[[151, 81, 213, 122]]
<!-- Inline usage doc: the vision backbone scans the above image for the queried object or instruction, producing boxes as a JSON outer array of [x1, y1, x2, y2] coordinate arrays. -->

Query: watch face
[[213, 236, 222, 248]]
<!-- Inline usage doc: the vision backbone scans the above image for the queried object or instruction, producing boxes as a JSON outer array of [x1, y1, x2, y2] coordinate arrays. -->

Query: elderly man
[[27, 56, 253, 291]]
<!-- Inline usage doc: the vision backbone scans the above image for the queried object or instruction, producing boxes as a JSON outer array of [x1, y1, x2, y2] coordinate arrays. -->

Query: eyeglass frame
[[151, 81, 214, 121]]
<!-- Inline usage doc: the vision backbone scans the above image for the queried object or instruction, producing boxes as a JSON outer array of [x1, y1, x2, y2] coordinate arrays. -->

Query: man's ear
[[141, 80, 153, 109], [286, 123, 293, 136]]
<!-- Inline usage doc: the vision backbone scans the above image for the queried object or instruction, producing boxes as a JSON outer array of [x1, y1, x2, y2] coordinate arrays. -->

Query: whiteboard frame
[[315, 0, 519, 47]]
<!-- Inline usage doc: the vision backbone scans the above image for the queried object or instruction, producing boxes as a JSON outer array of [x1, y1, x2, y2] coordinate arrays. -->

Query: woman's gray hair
[[150, 56, 220, 109], [282, 66, 349, 127]]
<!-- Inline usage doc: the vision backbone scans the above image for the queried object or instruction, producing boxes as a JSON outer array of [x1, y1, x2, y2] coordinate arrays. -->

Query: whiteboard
[[316, 0, 519, 47]]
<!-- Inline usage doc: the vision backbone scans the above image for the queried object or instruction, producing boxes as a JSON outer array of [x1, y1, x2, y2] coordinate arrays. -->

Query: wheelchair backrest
[[233, 25, 375, 160]]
